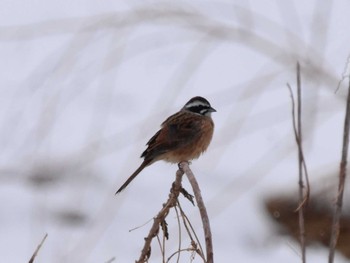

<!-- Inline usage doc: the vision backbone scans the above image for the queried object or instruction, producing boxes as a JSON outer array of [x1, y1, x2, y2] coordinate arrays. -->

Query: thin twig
[[174, 205, 182, 263], [28, 233, 48, 263], [286, 63, 310, 263], [296, 62, 306, 263], [286, 83, 310, 208], [162, 222, 166, 263], [105, 257, 116, 263], [129, 218, 154, 232], [167, 247, 199, 262], [155, 234, 165, 263], [328, 74, 350, 263], [177, 200, 205, 260], [335, 54, 350, 93], [179, 161, 213, 263], [136, 169, 184, 263]]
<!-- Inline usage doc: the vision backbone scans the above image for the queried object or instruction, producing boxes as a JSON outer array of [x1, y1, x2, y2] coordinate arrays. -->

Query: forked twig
[[328, 73, 350, 263], [176, 200, 205, 260], [136, 169, 184, 263], [286, 85, 311, 208], [335, 54, 350, 93], [287, 62, 310, 263]]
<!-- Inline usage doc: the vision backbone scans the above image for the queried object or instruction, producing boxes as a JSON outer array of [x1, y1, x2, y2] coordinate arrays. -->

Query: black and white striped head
[[182, 96, 216, 116]]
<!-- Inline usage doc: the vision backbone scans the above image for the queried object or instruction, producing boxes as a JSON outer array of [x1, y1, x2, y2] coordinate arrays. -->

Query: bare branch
[[136, 169, 184, 263], [177, 201, 205, 260], [28, 233, 48, 263], [286, 81, 310, 209], [174, 205, 182, 263], [179, 161, 214, 263], [296, 62, 307, 263], [286, 63, 311, 263], [335, 54, 350, 93], [329, 72, 350, 263]]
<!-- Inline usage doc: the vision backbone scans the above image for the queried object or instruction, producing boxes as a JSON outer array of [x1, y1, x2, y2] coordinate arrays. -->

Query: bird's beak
[[209, 107, 216, 113]]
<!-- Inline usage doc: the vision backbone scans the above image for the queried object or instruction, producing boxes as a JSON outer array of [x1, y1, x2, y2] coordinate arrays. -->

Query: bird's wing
[[141, 112, 201, 160]]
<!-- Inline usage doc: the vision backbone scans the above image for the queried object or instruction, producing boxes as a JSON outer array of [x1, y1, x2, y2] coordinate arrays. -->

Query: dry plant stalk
[[136, 169, 184, 263], [328, 76, 350, 263], [28, 233, 48, 263], [179, 161, 214, 263], [172, 201, 206, 261], [136, 162, 213, 262], [287, 62, 310, 263]]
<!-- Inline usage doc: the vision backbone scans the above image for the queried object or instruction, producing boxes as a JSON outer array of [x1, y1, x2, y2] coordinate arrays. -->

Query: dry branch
[[328, 75, 350, 263], [287, 63, 310, 263], [136, 169, 184, 263], [28, 233, 48, 263], [179, 161, 213, 263], [296, 63, 307, 263], [135, 162, 213, 262], [176, 201, 205, 261]]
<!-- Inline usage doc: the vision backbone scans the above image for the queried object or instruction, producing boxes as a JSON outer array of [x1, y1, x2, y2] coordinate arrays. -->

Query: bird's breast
[[162, 117, 214, 163]]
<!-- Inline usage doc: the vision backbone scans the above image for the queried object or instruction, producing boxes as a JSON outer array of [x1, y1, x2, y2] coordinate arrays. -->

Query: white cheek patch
[[202, 110, 212, 117], [200, 109, 208, 115]]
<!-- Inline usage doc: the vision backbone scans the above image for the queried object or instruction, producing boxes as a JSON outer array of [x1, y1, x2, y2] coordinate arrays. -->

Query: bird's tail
[[115, 160, 151, 194]]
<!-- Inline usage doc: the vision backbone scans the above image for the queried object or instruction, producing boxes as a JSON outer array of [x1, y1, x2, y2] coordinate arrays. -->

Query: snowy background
[[1, 1, 350, 262]]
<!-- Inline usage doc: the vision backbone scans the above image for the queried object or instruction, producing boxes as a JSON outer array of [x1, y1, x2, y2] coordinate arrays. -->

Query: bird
[[115, 96, 216, 194]]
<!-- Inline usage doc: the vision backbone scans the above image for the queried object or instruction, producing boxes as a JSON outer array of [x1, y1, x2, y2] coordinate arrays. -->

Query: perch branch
[[179, 161, 213, 263], [136, 169, 184, 263]]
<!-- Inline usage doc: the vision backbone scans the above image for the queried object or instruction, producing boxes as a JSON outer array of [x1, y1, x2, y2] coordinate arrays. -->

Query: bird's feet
[[178, 161, 191, 170]]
